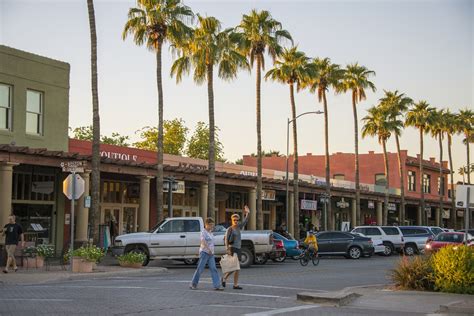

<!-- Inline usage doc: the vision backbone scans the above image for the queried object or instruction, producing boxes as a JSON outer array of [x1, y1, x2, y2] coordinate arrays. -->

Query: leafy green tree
[[234, 158, 244, 165], [250, 150, 282, 157], [337, 63, 376, 226], [123, 0, 194, 223], [71, 126, 130, 146], [405, 100, 436, 225], [171, 15, 248, 217], [236, 9, 292, 229], [134, 118, 189, 155], [186, 121, 225, 162], [265, 46, 314, 238]]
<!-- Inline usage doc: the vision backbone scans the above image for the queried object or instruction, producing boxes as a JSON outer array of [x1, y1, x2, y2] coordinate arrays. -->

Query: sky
[[1, 0, 473, 181]]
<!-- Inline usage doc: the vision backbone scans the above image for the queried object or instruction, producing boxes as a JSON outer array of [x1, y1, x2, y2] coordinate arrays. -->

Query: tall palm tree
[[301, 57, 344, 230], [236, 9, 292, 230], [405, 101, 436, 225], [379, 90, 412, 225], [86, 0, 101, 244], [171, 15, 249, 218], [362, 106, 400, 225], [443, 110, 459, 227], [427, 109, 446, 226], [458, 109, 474, 184], [337, 63, 376, 226], [265, 46, 314, 239], [123, 0, 194, 222]]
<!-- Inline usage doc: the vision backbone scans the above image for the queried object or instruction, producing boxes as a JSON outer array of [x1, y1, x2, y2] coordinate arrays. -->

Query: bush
[[66, 245, 105, 263], [36, 245, 55, 258], [118, 252, 146, 265], [391, 255, 434, 291], [431, 245, 474, 294]]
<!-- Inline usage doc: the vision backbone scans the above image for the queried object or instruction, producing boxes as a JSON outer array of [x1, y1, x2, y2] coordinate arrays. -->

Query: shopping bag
[[220, 253, 240, 274]]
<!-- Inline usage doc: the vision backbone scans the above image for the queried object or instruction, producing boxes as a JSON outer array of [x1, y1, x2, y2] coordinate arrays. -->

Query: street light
[[285, 111, 324, 232], [320, 193, 330, 231]]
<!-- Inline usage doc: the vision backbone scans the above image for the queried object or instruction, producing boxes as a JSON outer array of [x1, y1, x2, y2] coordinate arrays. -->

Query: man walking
[[2, 215, 25, 273]]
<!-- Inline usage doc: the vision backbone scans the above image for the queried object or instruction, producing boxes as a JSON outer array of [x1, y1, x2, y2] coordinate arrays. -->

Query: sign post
[[455, 184, 474, 244]]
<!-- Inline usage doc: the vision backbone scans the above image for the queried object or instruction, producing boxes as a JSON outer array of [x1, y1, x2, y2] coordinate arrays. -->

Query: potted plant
[[35, 244, 55, 268], [23, 246, 38, 269], [70, 245, 105, 273], [118, 252, 146, 268]]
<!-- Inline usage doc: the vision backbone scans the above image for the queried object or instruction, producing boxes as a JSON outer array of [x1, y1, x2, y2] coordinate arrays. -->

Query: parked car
[[352, 232, 386, 254], [399, 226, 433, 255], [351, 226, 404, 256], [254, 238, 286, 264], [272, 232, 302, 258], [316, 231, 374, 259], [426, 226, 444, 236], [425, 232, 474, 253]]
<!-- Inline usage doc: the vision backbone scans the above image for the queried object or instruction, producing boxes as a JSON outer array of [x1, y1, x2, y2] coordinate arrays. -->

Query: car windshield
[[434, 233, 464, 242]]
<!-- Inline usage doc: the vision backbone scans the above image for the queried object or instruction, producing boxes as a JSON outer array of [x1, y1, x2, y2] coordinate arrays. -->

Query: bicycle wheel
[[299, 254, 309, 266], [312, 253, 320, 266]]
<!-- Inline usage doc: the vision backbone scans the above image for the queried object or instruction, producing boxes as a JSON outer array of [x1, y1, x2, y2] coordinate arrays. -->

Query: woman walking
[[222, 205, 250, 290], [190, 217, 223, 291]]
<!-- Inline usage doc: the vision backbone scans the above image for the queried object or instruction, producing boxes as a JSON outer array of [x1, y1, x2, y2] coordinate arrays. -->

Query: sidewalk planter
[[119, 262, 143, 269], [117, 252, 146, 268], [68, 245, 105, 273], [36, 256, 44, 268], [26, 257, 37, 269], [72, 257, 93, 273]]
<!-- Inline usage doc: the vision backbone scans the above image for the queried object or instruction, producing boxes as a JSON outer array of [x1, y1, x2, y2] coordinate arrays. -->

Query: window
[[333, 174, 345, 180], [186, 220, 200, 232], [0, 84, 12, 130], [408, 171, 416, 191], [365, 227, 382, 235], [438, 176, 445, 195], [423, 174, 431, 193], [159, 220, 185, 233], [375, 174, 387, 186], [381, 227, 400, 235], [26, 90, 43, 135]]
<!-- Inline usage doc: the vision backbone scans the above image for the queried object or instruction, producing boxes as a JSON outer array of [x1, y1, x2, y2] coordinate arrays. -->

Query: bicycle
[[298, 244, 320, 266]]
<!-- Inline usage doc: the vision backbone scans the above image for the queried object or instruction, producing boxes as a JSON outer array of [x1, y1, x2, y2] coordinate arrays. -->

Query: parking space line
[[243, 305, 320, 315]]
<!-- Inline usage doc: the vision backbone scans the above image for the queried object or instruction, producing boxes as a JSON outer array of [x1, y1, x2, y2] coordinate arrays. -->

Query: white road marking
[[158, 280, 328, 292], [243, 304, 320, 315], [0, 299, 73, 302], [209, 305, 276, 310], [192, 289, 289, 298]]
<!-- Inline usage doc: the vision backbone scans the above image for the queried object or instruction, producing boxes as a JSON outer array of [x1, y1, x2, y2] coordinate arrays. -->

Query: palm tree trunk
[[256, 55, 263, 230], [438, 132, 443, 226], [207, 64, 216, 218], [395, 134, 405, 225], [289, 83, 299, 239], [466, 133, 471, 184], [156, 42, 164, 222], [382, 140, 389, 225], [87, 0, 101, 245], [448, 134, 456, 228], [352, 92, 361, 226], [419, 128, 425, 225], [322, 91, 332, 230]]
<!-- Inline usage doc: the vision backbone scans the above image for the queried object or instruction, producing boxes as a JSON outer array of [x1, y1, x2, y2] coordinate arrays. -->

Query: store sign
[[262, 190, 276, 201], [442, 209, 450, 219], [337, 198, 349, 209], [32, 181, 54, 194], [457, 210, 464, 217], [388, 203, 396, 211], [368, 201, 375, 209], [301, 199, 317, 210], [163, 180, 185, 194], [101, 151, 138, 162], [60, 161, 85, 173], [241, 170, 257, 177]]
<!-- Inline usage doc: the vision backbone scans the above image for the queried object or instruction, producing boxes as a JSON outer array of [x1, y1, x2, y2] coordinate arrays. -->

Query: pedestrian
[[221, 205, 250, 290], [190, 217, 224, 291], [1, 215, 25, 273]]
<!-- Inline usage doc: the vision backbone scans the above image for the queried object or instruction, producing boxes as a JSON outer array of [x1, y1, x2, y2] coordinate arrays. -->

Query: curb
[[297, 291, 361, 306], [439, 301, 474, 315]]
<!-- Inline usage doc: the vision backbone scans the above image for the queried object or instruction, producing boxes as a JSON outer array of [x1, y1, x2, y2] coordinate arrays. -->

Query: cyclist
[[303, 230, 318, 256]]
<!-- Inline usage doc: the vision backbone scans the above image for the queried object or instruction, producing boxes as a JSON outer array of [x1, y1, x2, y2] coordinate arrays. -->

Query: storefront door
[[101, 205, 138, 236]]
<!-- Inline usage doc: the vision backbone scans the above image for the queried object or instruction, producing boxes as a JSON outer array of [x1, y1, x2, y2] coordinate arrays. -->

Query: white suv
[[351, 226, 405, 256]]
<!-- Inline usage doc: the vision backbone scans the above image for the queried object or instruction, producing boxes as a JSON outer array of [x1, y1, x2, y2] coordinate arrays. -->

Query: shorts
[[228, 247, 242, 261], [6, 245, 16, 258]]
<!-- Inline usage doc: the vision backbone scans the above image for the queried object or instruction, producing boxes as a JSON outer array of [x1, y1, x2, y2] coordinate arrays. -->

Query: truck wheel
[[184, 258, 198, 265], [404, 244, 416, 256], [240, 247, 253, 268], [382, 242, 393, 256], [126, 246, 150, 266], [254, 253, 267, 265]]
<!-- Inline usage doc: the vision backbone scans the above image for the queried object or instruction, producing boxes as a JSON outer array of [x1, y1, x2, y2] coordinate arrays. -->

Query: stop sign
[[63, 174, 85, 200]]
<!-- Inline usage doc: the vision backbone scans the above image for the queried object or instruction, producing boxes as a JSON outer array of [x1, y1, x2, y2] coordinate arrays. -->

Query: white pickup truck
[[111, 217, 274, 268]]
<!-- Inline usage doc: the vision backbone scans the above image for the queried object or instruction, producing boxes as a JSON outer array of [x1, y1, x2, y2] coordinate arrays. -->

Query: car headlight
[[425, 244, 431, 249], [114, 240, 123, 247]]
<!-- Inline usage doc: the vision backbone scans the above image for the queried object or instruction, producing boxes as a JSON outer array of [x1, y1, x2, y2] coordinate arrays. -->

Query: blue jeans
[[191, 251, 220, 288]]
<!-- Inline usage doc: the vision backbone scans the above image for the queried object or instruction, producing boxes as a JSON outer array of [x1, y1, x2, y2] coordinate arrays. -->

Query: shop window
[[408, 171, 416, 191], [423, 174, 431, 194], [12, 172, 55, 201], [13, 204, 53, 244], [225, 192, 248, 209], [0, 83, 12, 130], [26, 90, 43, 135], [375, 174, 387, 186]]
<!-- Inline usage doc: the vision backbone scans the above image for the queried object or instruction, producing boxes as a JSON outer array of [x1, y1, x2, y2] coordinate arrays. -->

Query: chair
[[44, 247, 68, 271]]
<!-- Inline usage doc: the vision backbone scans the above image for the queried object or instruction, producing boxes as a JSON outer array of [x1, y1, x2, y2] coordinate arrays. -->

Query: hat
[[231, 214, 240, 220]]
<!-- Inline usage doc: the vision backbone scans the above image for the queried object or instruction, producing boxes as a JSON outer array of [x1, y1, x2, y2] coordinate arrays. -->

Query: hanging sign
[[301, 199, 317, 210]]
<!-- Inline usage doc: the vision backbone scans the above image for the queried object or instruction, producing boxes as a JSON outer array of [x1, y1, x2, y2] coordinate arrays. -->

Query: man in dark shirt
[[1, 215, 25, 273]]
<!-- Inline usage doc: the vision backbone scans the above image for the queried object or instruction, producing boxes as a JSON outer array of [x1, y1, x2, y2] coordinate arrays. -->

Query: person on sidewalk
[[222, 205, 250, 290], [190, 217, 223, 291], [1, 215, 25, 273]]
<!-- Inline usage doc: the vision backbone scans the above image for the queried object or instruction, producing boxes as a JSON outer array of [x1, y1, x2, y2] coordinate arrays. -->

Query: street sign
[[301, 199, 317, 210], [341, 221, 350, 232], [63, 174, 85, 200], [84, 196, 91, 208], [455, 184, 474, 208], [61, 161, 85, 173]]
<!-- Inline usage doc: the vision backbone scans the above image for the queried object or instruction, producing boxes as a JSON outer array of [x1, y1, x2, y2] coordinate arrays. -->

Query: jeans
[[191, 251, 220, 288]]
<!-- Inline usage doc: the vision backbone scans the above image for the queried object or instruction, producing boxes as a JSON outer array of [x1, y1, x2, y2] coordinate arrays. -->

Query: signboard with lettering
[[32, 181, 54, 194], [61, 161, 85, 173], [163, 180, 185, 194], [368, 201, 375, 209], [262, 190, 276, 201], [301, 199, 318, 211], [388, 203, 396, 211]]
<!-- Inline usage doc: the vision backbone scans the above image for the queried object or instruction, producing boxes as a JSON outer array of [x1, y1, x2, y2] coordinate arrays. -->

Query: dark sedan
[[316, 231, 374, 259]]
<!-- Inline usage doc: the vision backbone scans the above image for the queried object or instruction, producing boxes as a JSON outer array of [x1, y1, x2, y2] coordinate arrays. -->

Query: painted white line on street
[[243, 304, 320, 315], [0, 299, 73, 302], [158, 280, 328, 292], [193, 289, 289, 299], [32, 285, 162, 290], [209, 305, 276, 310]]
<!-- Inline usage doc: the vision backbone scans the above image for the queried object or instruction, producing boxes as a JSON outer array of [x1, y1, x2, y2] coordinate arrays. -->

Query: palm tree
[[405, 101, 436, 225], [86, 0, 101, 244], [443, 110, 459, 227], [123, 0, 194, 222], [379, 90, 413, 225], [301, 57, 344, 230], [362, 106, 399, 225], [458, 109, 474, 184], [337, 63, 376, 226], [171, 15, 249, 218], [265, 46, 314, 239], [236, 9, 292, 230]]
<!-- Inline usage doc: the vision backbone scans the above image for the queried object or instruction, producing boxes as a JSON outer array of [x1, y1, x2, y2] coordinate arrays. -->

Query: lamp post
[[285, 111, 324, 231], [320, 193, 329, 231]]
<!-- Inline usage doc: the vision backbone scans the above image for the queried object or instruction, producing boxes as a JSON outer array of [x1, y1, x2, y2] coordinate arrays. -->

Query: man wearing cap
[[222, 205, 250, 290]]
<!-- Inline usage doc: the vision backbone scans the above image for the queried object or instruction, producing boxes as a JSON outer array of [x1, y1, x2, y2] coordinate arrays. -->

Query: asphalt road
[[0, 255, 426, 316]]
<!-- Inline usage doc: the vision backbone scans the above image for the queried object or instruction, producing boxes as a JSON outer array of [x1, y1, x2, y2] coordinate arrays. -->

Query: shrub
[[431, 245, 474, 294], [118, 252, 146, 265], [36, 245, 55, 258], [67, 245, 105, 263], [391, 255, 434, 291]]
